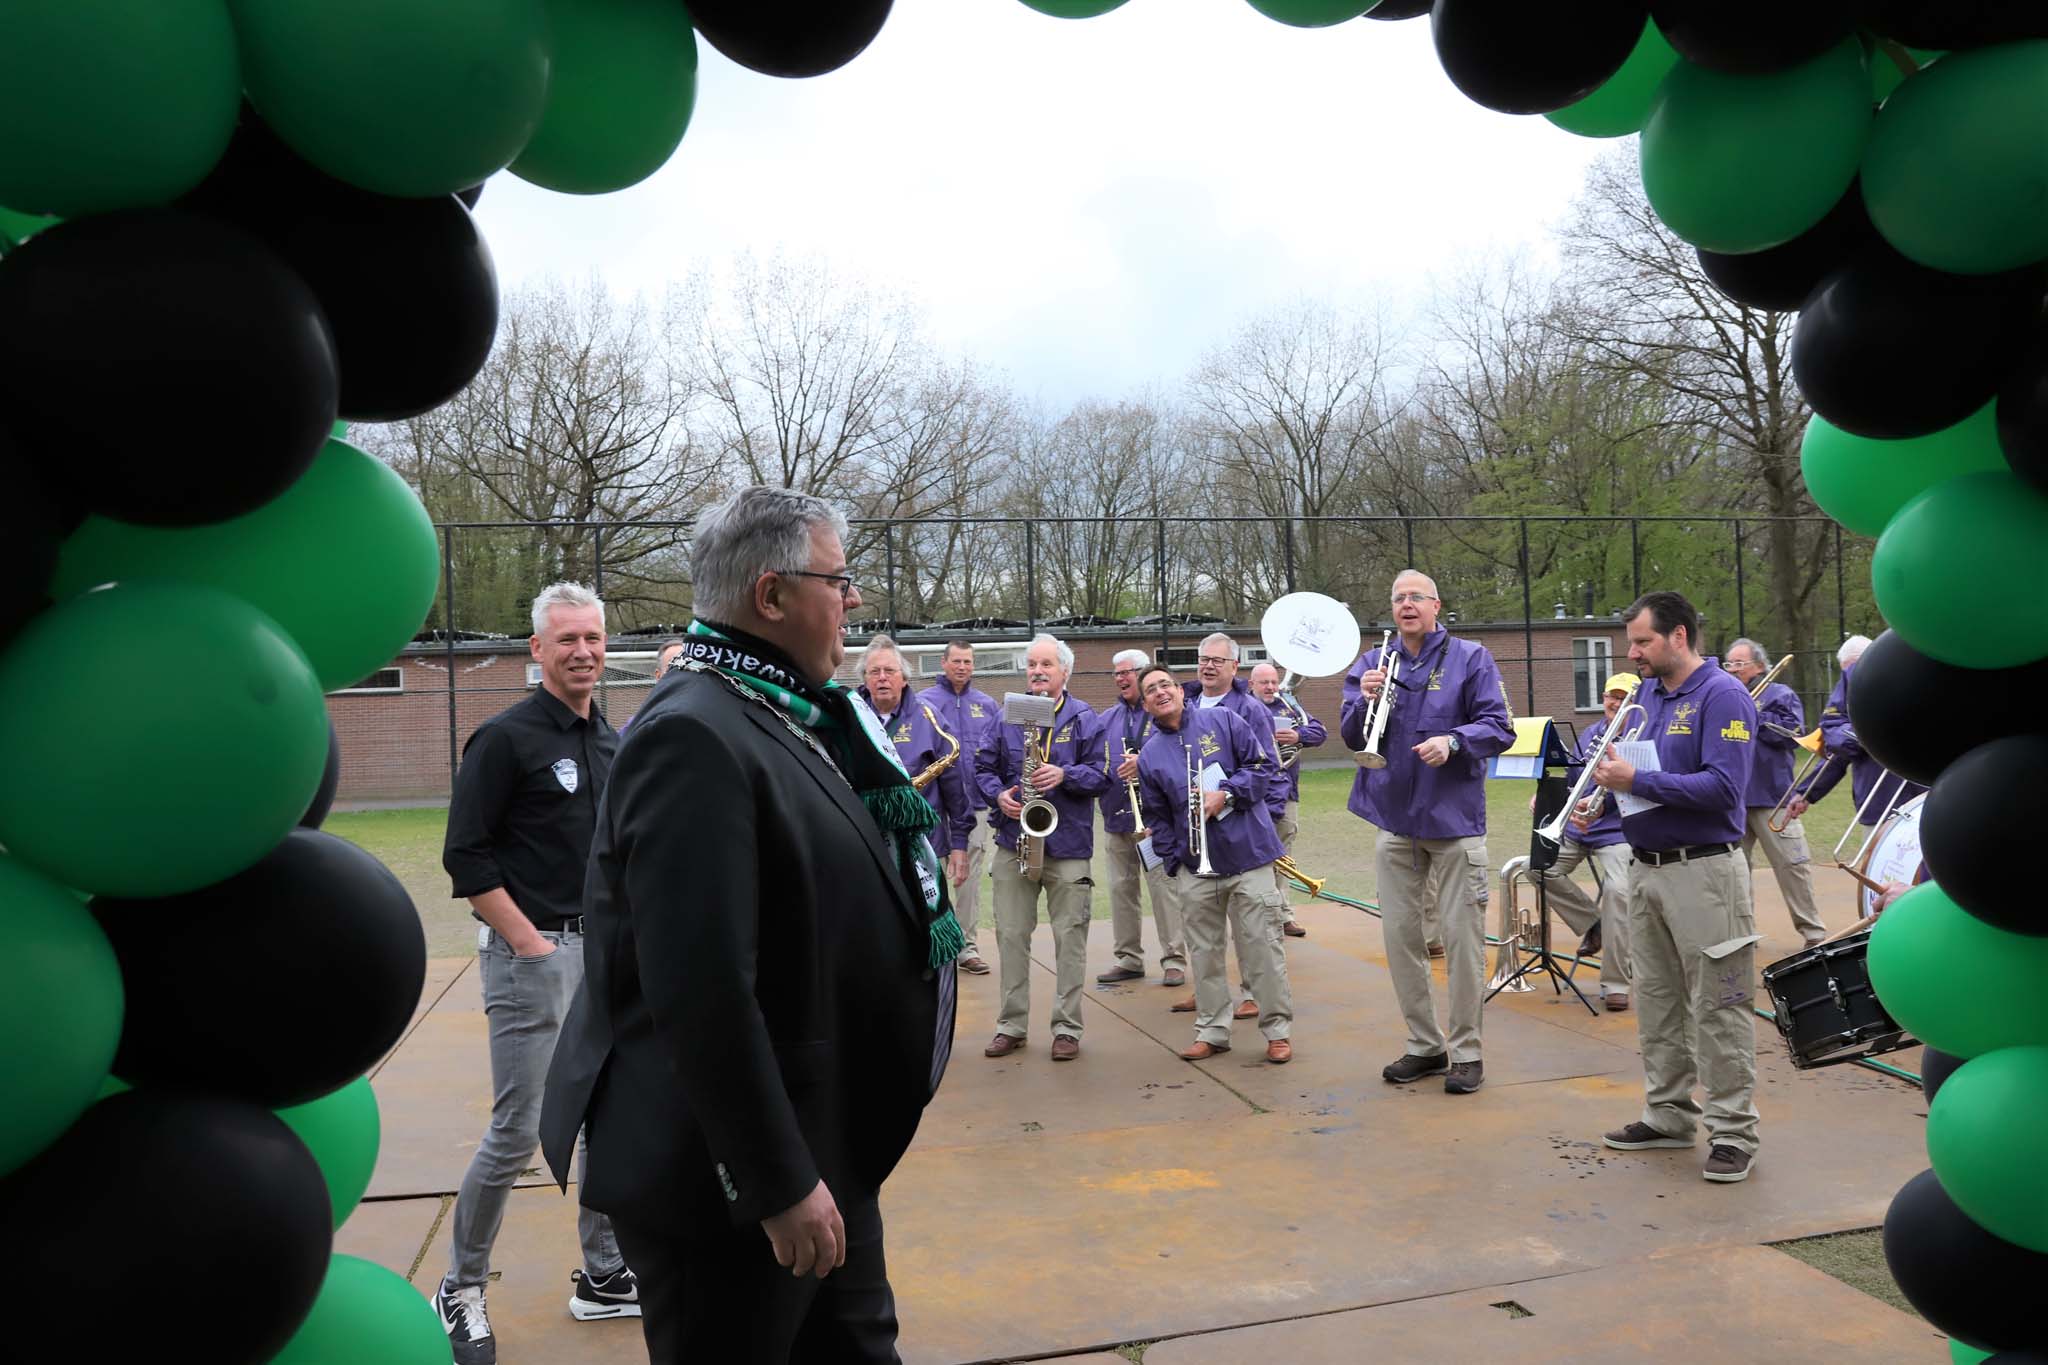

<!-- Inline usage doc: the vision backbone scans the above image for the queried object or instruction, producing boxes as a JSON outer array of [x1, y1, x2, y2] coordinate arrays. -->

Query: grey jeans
[[446, 925, 623, 1289]]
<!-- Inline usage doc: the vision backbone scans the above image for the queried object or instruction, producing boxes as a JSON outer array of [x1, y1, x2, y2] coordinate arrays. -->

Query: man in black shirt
[[434, 581, 635, 1365]]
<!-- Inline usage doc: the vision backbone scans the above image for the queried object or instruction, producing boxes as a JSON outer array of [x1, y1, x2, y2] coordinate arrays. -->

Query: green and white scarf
[[682, 620, 965, 969]]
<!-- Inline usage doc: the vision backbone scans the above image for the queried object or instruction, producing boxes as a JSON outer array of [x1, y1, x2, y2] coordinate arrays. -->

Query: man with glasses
[[1343, 571, 1514, 1095], [1248, 660, 1326, 937], [858, 635, 973, 897], [917, 641, 1000, 975], [1095, 648, 1188, 989], [1722, 639, 1828, 948]]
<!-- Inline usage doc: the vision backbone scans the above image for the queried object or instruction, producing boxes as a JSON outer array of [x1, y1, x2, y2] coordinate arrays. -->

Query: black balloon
[[1996, 324, 2048, 498], [1792, 245, 2048, 440], [1920, 1046, 1964, 1104], [0, 209, 337, 527], [1649, 1, 1854, 74], [1848, 630, 2048, 787], [1921, 736, 2048, 935], [456, 180, 486, 210], [93, 828, 427, 1107], [0, 1092, 331, 1364], [1697, 178, 1876, 312], [299, 718, 342, 829], [687, 0, 893, 78], [1856, 1, 2048, 48], [1431, 0, 1648, 115], [1885, 1168, 2048, 1352], [1367, 0, 1431, 17], [0, 427, 67, 651], [182, 113, 499, 421]]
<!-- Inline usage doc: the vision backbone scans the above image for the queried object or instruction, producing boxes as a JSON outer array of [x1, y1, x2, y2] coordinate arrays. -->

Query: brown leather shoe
[[1265, 1039, 1293, 1064], [1161, 968, 1186, 988], [1283, 920, 1307, 938], [1095, 965, 1145, 984], [957, 955, 990, 976], [1427, 942, 1446, 959], [1170, 994, 1198, 1013], [983, 1033, 1024, 1058], [1179, 1040, 1231, 1060], [1050, 1035, 1081, 1061], [1604, 992, 1631, 1012], [1233, 998, 1259, 1020]]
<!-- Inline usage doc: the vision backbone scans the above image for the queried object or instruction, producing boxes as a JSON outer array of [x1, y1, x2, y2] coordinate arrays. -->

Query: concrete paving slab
[[334, 1195, 444, 1283], [374, 955, 474, 1076], [1140, 1244, 1945, 1364]]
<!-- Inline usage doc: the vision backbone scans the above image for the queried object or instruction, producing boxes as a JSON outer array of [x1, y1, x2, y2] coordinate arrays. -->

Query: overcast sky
[[473, 0, 1613, 410]]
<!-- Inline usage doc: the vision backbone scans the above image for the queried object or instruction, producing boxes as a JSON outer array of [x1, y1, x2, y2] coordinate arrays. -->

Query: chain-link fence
[[331, 515, 1877, 803]]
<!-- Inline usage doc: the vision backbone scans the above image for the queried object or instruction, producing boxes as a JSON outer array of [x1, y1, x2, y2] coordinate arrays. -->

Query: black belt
[[541, 916, 585, 934], [1631, 843, 1735, 867]]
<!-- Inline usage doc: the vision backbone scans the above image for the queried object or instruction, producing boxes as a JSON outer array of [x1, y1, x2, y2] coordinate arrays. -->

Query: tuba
[[1259, 591, 1362, 768], [1002, 692, 1060, 882], [1274, 689, 1312, 768]]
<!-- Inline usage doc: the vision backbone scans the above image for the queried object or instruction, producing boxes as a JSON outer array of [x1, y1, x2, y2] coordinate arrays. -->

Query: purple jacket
[[1745, 679, 1805, 810], [1097, 697, 1156, 836], [1340, 630, 1515, 840], [863, 689, 976, 856], [1260, 694, 1328, 802], [1183, 679, 1286, 820], [1798, 669, 1928, 825], [1564, 716, 1626, 850], [1137, 707, 1284, 879], [1619, 658, 1757, 850], [917, 680, 1001, 813], [974, 693, 1108, 860]]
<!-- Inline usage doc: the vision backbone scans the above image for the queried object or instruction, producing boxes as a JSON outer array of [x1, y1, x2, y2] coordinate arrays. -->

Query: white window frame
[[1572, 637, 1613, 712], [330, 666, 404, 695], [897, 642, 1030, 678]]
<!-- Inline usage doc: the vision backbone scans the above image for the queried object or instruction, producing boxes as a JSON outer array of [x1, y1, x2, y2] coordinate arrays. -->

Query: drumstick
[[1833, 862, 1889, 897]]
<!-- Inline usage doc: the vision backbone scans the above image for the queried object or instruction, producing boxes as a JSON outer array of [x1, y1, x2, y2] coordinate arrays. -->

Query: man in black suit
[[541, 485, 957, 1363]]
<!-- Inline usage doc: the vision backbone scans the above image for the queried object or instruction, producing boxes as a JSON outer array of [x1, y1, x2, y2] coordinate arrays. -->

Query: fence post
[[1518, 518, 1536, 715], [1733, 519, 1745, 641], [1834, 521, 1846, 646], [1025, 519, 1038, 635], [442, 525, 459, 792], [1630, 519, 1641, 600], [883, 521, 898, 633], [1155, 518, 1168, 661], [1283, 517, 1296, 596], [1404, 517, 1415, 571]]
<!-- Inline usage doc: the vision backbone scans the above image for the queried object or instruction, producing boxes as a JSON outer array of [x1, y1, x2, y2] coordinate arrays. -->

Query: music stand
[[1485, 721, 1599, 1016]]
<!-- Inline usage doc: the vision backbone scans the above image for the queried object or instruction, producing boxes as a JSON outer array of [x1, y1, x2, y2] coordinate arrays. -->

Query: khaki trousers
[[1628, 850, 1760, 1155], [1181, 868, 1294, 1047], [1741, 808, 1826, 942], [954, 820, 992, 960], [1377, 833, 1488, 1064], [992, 854, 1093, 1041], [1537, 840, 1633, 995], [1103, 830, 1186, 973]]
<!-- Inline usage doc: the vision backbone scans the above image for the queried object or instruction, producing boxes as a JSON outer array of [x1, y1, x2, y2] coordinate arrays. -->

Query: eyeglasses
[[1197, 655, 1234, 667], [1112, 668, 1139, 678], [778, 569, 857, 600], [1391, 592, 1438, 605]]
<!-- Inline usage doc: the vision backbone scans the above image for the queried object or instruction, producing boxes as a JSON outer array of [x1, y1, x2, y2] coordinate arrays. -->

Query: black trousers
[[611, 1197, 901, 1364]]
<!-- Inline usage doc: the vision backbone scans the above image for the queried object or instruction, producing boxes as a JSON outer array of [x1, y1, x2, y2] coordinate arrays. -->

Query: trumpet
[[1121, 737, 1145, 831], [910, 704, 960, 792], [1187, 745, 1217, 878], [1535, 702, 1648, 846], [1747, 653, 1794, 700], [1353, 630, 1400, 769], [1767, 727, 1831, 833]]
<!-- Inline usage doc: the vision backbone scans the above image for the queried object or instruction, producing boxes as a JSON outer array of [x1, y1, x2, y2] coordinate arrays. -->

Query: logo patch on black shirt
[[552, 758, 579, 793]]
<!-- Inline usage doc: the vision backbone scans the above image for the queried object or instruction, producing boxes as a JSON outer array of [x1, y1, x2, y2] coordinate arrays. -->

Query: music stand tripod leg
[[1531, 874, 1599, 1017]]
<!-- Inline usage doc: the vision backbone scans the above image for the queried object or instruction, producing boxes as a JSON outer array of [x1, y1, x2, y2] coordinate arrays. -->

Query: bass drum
[[1858, 791, 1930, 917]]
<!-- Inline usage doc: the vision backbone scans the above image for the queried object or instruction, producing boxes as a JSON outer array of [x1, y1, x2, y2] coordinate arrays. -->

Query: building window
[[1573, 638, 1612, 711], [331, 666, 403, 695], [1158, 644, 1265, 669], [898, 644, 1028, 677]]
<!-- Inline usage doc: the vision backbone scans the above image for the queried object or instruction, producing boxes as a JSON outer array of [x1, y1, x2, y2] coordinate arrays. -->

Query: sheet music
[[1136, 836, 1164, 871], [1611, 740, 1663, 817], [1199, 762, 1231, 820]]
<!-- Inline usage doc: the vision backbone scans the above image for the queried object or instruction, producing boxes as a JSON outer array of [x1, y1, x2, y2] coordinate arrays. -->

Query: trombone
[[1353, 629, 1400, 769], [1746, 653, 1794, 699], [1766, 728, 1832, 833], [1534, 702, 1647, 846], [1274, 855, 1324, 898]]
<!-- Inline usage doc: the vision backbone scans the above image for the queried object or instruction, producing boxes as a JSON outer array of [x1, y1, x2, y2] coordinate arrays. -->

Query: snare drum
[[1858, 792, 1930, 917], [1760, 929, 1916, 1069]]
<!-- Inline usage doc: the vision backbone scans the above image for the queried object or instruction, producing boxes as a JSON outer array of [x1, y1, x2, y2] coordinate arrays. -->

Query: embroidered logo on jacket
[[551, 758, 579, 793], [1198, 732, 1222, 758], [1667, 701, 1698, 736], [969, 703, 987, 718], [1720, 719, 1752, 742], [893, 723, 913, 743]]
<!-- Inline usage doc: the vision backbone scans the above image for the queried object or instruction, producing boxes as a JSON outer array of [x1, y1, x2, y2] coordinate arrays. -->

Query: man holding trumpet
[[1533, 673, 1640, 1012], [1135, 665, 1296, 1065], [1342, 570, 1515, 1095], [1095, 648, 1188, 990]]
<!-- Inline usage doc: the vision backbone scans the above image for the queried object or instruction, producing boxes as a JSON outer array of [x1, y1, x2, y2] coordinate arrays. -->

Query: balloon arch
[[2, 3, 2044, 1360]]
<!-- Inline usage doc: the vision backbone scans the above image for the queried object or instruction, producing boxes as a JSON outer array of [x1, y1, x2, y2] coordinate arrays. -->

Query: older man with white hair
[[1095, 647, 1187, 988], [1788, 633, 1928, 831], [1722, 638, 1828, 947]]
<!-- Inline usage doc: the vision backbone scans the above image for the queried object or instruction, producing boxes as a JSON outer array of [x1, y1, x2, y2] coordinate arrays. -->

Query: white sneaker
[[569, 1266, 642, 1321], [434, 1281, 497, 1365]]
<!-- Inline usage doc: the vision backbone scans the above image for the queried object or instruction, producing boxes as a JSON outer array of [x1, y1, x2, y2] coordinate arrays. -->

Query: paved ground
[[344, 866, 1946, 1363]]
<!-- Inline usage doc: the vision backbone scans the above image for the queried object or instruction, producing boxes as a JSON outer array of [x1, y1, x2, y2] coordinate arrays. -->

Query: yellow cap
[[1603, 673, 1641, 698]]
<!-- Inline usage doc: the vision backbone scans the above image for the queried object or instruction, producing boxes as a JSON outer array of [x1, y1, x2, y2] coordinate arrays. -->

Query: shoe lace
[[452, 1285, 491, 1340]]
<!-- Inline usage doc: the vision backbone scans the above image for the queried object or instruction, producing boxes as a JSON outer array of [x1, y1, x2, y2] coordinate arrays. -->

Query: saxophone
[[910, 705, 961, 791], [1016, 727, 1060, 883]]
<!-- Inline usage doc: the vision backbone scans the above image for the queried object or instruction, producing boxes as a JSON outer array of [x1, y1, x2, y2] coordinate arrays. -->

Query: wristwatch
[[1447, 734, 1462, 754]]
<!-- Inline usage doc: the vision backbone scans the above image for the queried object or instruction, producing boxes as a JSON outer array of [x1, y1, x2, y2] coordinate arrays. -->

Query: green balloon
[[54, 439, 441, 693], [1800, 403, 2008, 539], [509, 0, 698, 196], [0, 205, 61, 251], [0, 582, 329, 897], [227, 0, 554, 198], [1018, 0, 1131, 15], [1873, 471, 2048, 669], [0, 857, 123, 1176], [272, 1255, 451, 1364], [1639, 39, 1872, 254], [0, 0, 240, 217], [1245, 0, 1374, 26], [1546, 19, 1679, 139], [1951, 1343, 1992, 1365], [96, 1074, 131, 1101], [276, 1077, 382, 1231], [1865, 40, 2048, 276], [1928, 1046, 2048, 1254], [1869, 883, 2048, 1058]]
